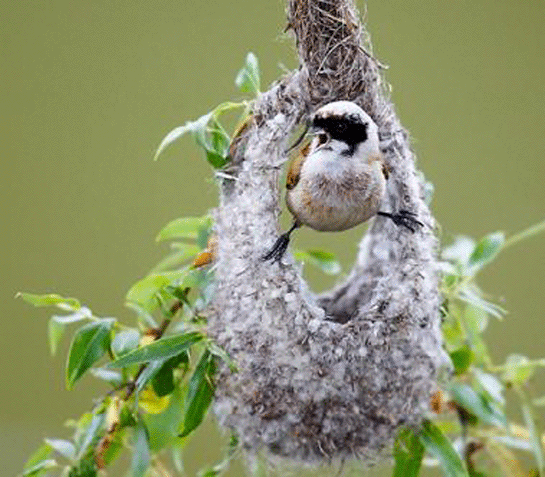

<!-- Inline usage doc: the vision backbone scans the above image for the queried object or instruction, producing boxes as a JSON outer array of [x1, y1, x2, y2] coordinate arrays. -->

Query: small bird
[[262, 100, 422, 262]]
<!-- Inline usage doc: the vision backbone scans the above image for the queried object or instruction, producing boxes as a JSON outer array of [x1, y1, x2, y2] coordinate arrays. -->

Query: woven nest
[[207, 0, 450, 463]]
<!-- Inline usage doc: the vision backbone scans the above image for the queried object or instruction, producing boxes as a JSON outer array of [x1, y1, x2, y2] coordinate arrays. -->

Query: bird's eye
[[317, 133, 328, 146]]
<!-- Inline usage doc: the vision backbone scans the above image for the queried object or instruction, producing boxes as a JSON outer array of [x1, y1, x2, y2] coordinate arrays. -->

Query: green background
[[2, 1, 544, 475]]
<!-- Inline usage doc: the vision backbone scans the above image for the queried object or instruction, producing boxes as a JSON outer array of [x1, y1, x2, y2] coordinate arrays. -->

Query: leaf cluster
[[19, 54, 339, 477], [20, 213, 229, 477], [394, 222, 545, 477]]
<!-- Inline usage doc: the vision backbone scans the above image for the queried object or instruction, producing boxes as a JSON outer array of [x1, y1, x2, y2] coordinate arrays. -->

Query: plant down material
[[208, 0, 450, 461]]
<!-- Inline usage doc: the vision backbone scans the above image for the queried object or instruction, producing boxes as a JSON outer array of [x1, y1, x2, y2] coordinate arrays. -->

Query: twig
[[123, 298, 185, 400], [95, 296, 186, 467]]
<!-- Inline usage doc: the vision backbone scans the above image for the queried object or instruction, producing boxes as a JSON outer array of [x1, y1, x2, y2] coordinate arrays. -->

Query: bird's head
[[309, 101, 379, 159]]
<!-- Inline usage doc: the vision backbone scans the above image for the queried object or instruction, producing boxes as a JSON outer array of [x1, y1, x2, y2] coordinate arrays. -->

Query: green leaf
[[419, 420, 468, 477], [135, 359, 166, 395], [75, 413, 104, 460], [117, 410, 137, 432], [154, 102, 243, 164], [207, 341, 238, 373], [17, 292, 81, 311], [193, 110, 235, 169], [467, 232, 504, 274], [151, 363, 176, 398], [90, 367, 123, 386], [190, 111, 214, 151], [111, 329, 140, 357], [517, 386, 545, 475], [449, 345, 474, 375], [393, 427, 425, 477], [204, 117, 231, 168], [151, 243, 201, 273], [138, 389, 171, 415], [153, 122, 200, 161], [126, 302, 157, 328], [292, 248, 342, 275], [449, 383, 507, 427], [44, 438, 76, 461], [142, 386, 185, 452], [464, 301, 489, 333], [206, 149, 229, 169], [164, 284, 192, 305], [69, 456, 98, 477], [502, 354, 545, 384], [200, 466, 222, 477], [473, 369, 504, 405], [442, 273, 461, 292], [235, 52, 260, 94], [441, 302, 466, 350], [190, 111, 230, 169], [502, 354, 536, 385], [491, 435, 532, 451], [156, 216, 212, 242], [51, 308, 92, 324], [459, 287, 506, 320], [126, 269, 190, 309], [462, 305, 492, 365], [22, 459, 57, 476], [66, 319, 114, 389], [179, 350, 216, 438], [152, 353, 189, 397], [209, 119, 230, 154], [47, 308, 92, 356], [100, 427, 126, 467], [48, 319, 65, 356], [442, 236, 476, 267], [211, 101, 247, 117], [131, 422, 150, 477], [109, 332, 203, 368], [23, 443, 54, 475]]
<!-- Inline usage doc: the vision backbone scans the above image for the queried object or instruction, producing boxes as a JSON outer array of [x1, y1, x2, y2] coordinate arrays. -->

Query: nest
[[288, 0, 381, 115], [207, 0, 449, 464]]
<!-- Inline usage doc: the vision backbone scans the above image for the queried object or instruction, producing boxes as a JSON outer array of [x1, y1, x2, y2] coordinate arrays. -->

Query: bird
[[262, 100, 423, 262]]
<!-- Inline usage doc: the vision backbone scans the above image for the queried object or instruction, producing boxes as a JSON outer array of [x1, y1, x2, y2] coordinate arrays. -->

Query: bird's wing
[[286, 143, 310, 190]]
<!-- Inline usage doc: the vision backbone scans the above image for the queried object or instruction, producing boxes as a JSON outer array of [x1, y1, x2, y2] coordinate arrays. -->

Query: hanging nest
[[207, 0, 450, 463]]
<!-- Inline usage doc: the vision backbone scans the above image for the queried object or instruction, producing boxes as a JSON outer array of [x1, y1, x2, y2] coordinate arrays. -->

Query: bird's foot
[[377, 210, 424, 233], [261, 232, 291, 262]]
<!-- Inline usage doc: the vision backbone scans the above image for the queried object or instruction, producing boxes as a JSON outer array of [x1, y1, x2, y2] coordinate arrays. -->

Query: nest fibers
[[207, 0, 450, 463]]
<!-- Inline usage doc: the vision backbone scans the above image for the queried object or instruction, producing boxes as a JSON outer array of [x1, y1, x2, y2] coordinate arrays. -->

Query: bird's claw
[[261, 233, 291, 262], [389, 210, 424, 233]]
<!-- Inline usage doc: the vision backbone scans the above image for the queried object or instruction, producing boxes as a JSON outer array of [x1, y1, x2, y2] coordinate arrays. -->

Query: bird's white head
[[309, 101, 380, 160]]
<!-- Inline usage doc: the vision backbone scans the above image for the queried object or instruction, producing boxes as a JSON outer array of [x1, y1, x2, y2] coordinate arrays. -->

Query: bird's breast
[[286, 159, 385, 232]]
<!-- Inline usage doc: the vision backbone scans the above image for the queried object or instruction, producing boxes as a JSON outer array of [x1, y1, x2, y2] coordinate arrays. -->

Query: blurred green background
[[2, 1, 544, 475]]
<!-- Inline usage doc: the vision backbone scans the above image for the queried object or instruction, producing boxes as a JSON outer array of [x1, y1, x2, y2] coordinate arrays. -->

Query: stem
[[503, 218, 545, 250], [96, 297, 186, 465], [487, 358, 545, 373], [123, 298, 184, 400], [515, 385, 545, 475]]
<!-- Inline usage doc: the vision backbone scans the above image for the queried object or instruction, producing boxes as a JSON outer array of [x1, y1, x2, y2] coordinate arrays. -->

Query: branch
[[95, 298, 184, 468], [209, 0, 450, 463]]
